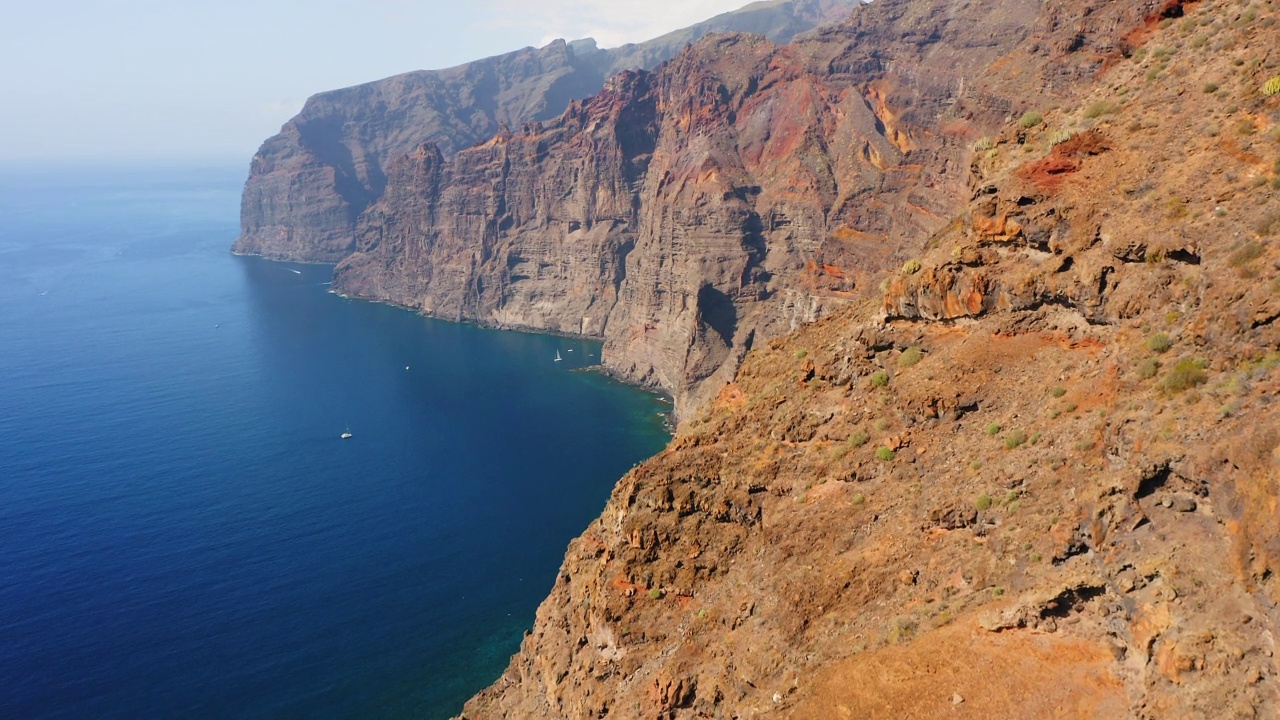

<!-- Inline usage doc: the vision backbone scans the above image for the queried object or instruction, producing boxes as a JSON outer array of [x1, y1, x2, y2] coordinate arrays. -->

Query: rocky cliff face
[[232, 0, 861, 263], [458, 0, 1280, 717], [331, 0, 1150, 416]]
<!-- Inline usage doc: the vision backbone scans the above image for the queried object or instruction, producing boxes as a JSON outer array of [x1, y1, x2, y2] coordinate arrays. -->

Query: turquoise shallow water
[[0, 165, 670, 718]]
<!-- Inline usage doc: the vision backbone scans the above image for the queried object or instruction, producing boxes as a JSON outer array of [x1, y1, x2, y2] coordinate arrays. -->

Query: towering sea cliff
[[328, 0, 1143, 415], [232, 0, 861, 263]]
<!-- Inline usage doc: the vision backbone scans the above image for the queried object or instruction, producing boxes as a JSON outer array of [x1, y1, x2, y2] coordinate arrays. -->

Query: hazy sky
[[1, 0, 755, 164]]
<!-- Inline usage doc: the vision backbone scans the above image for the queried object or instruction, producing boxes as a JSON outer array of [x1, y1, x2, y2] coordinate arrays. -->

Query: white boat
[[340, 427, 353, 440], [554, 350, 562, 362]]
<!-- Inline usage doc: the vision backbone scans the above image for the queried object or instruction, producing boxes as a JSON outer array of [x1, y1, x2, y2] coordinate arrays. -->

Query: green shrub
[[870, 371, 889, 388], [849, 429, 870, 447], [1263, 76, 1280, 97], [902, 259, 922, 275], [976, 494, 992, 511], [985, 423, 1002, 436], [853, 494, 866, 505], [1083, 101, 1119, 119], [875, 446, 896, 461], [1138, 358, 1160, 379], [898, 347, 923, 368], [1202, 82, 1219, 93], [1064, 402, 1077, 413], [1164, 359, 1208, 392], [1050, 129, 1075, 145], [649, 588, 664, 600], [1147, 332, 1172, 354], [974, 137, 993, 152], [794, 349, 808, 359], [873, 418, 890, 432], [1050, 386, 1066, 398], [1005, 430, 1028, 449], [1019, 111, 1044, 129]]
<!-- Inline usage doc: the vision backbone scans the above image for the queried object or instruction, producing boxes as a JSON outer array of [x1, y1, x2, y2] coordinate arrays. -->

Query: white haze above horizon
[[0, 0, 761, 164]]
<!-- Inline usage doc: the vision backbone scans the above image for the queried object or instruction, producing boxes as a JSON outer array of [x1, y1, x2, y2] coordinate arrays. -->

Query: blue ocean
[[0, 165, 670, 718]]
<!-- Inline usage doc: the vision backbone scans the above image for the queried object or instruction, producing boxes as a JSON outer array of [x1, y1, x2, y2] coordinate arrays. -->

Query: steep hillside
[[331, 0, 1160, 417], [461, 0, 1280, 717], [231, 0, 860, 262]]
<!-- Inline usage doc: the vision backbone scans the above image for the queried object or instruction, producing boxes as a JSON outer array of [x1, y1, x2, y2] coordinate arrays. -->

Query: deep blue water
[[0, 165, 670, 718]]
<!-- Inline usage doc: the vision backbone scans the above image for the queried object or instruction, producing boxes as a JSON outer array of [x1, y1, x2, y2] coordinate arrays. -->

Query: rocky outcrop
[[232, 0, 862, 263]]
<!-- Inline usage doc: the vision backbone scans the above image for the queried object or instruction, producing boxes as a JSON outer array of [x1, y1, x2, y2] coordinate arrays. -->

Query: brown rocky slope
[[460, 0, 1280, 717], [331, 0, 1159, 417], [231, 0, 860, 263]]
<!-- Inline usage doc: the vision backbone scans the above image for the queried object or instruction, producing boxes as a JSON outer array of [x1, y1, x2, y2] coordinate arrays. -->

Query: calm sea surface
[[0, 164, 670, 718]]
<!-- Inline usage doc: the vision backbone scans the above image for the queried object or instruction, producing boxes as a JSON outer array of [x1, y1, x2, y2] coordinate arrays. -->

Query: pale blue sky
[[1, 0, 751, 163]]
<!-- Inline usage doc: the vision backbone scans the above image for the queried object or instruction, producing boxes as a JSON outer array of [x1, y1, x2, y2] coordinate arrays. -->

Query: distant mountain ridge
[[232, 0, 862, 262]]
